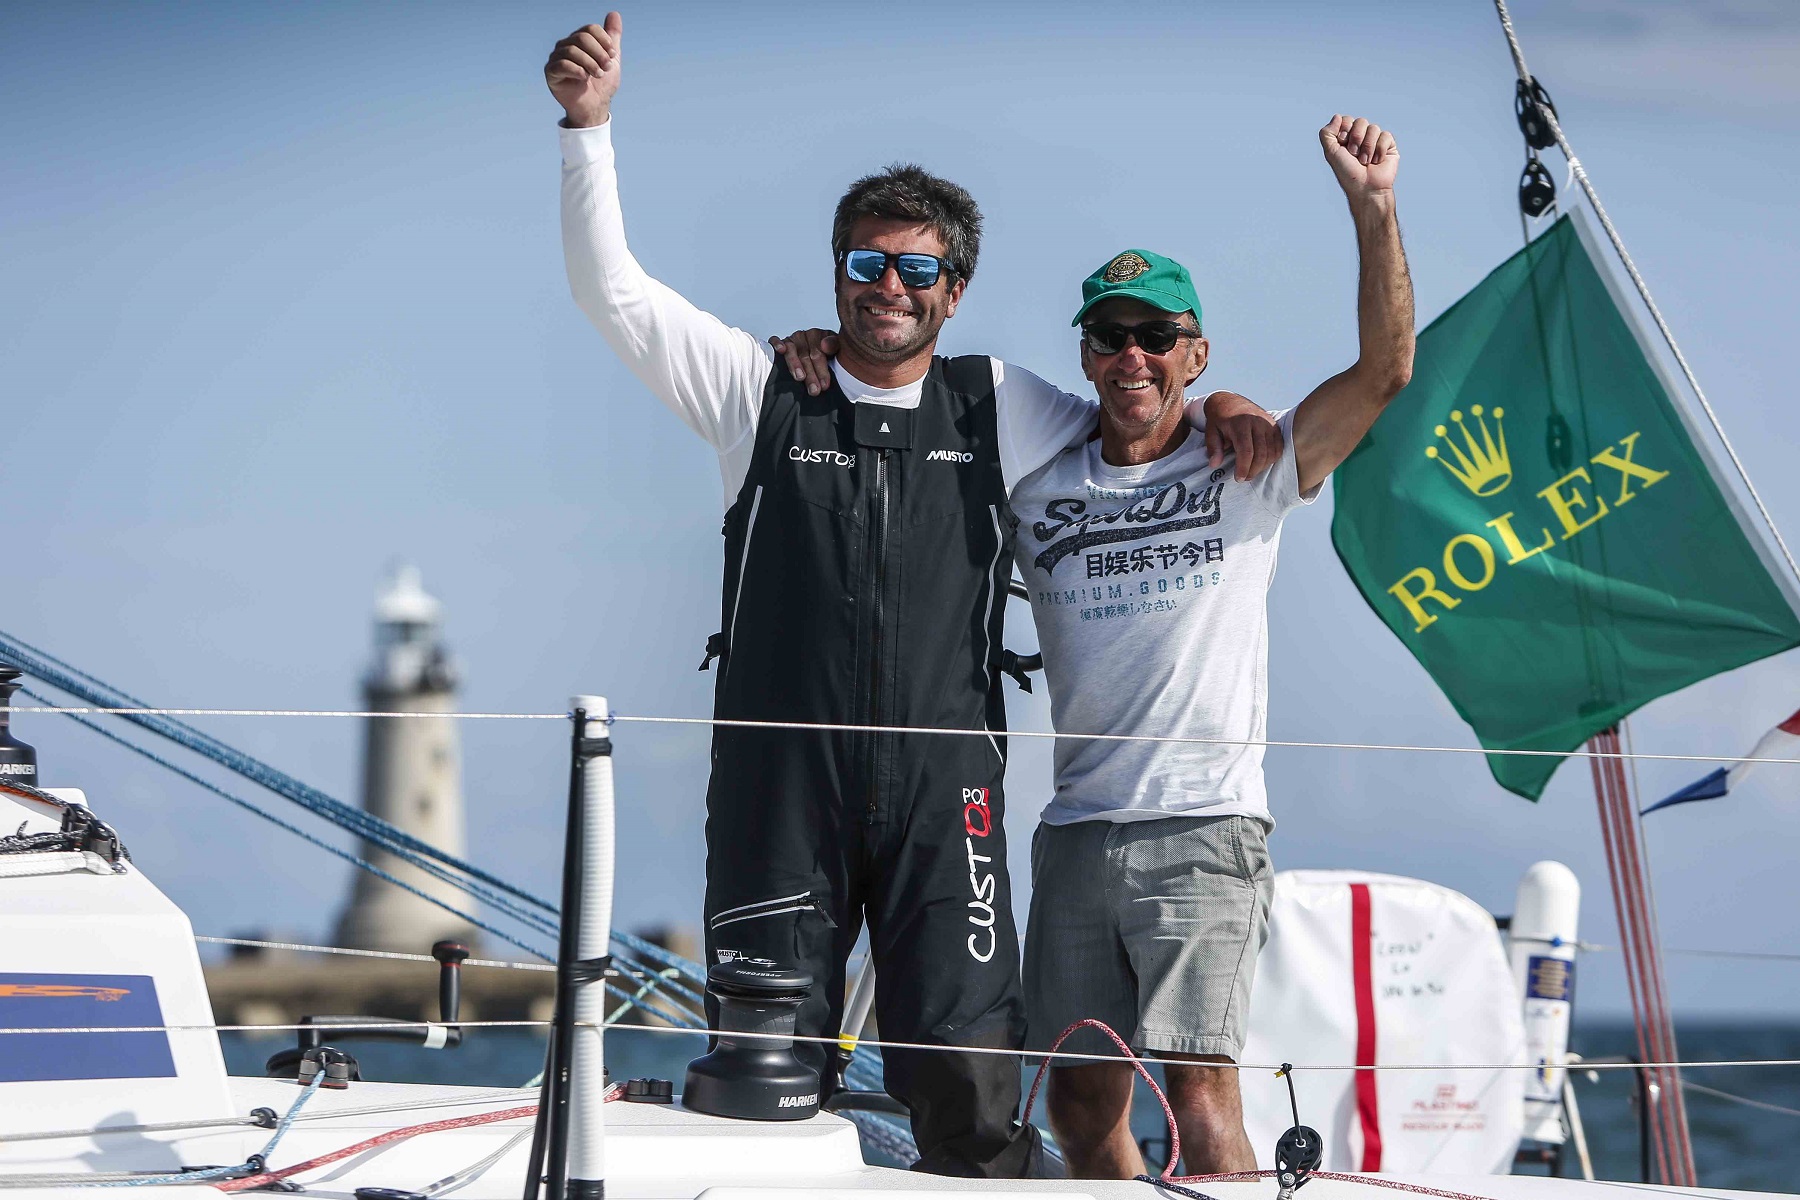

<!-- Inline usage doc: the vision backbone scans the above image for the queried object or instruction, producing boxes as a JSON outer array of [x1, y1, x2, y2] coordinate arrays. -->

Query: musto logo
[[1390, 406, 1670, 633], [963, 788, 997, 962]]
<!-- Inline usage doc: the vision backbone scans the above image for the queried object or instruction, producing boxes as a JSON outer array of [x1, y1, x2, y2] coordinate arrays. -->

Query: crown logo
[[1424, 405, 1511, 496]]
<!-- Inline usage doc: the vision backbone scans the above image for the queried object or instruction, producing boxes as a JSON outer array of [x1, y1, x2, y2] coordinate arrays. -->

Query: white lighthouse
[[333, 565, 477, 952]]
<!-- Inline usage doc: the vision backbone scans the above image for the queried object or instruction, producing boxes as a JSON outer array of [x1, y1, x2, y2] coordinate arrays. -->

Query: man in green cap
[[1008, 114, 1415, 1178]]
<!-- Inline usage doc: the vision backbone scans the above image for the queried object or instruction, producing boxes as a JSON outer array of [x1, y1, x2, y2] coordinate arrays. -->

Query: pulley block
[[1520, 156, 1557, 218], [1515, 77, 1559, 150]]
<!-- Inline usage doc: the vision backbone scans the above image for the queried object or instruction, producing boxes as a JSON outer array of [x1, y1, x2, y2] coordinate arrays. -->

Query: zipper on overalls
[[709, 890, 839, 931], [865, 448, 890, 822]]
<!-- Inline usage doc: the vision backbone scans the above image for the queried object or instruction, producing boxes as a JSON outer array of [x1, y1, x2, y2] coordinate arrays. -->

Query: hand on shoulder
[[1201, 391, 1284, 481], [769, 328, 839, 397]]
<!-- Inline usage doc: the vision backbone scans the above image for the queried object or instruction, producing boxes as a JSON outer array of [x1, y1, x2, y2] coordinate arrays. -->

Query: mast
[[1488, 1, 1700, 1183]]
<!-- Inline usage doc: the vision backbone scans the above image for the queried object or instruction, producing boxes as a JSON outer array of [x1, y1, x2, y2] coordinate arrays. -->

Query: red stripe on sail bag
[[1351, 882, 1383, 1172]]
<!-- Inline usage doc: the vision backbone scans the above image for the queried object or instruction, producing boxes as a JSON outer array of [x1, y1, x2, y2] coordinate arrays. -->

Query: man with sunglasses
[[544, 14, 1277, 1178], [1004, 115, 1415, 1179]]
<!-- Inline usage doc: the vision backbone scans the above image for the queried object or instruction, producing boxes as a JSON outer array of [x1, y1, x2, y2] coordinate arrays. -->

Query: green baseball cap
[[1071, 249, 1203, 328]]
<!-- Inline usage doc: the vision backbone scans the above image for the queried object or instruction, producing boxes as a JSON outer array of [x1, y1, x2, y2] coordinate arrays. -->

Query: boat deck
[[7, 1078, 1770, 1200]]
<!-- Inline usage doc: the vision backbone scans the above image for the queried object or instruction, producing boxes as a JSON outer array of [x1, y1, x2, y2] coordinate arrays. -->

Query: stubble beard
[[1101, 378, 1184, 439], [836, 294, 941, 365]]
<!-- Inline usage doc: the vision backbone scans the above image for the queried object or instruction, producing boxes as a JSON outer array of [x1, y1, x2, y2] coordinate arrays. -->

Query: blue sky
[[5, 0, 1799, 1017]]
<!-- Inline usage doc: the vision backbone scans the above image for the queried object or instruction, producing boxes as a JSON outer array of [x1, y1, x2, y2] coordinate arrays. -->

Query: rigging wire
[[1490, 0, 1800, 591], [0, 1091, 544, 1146], [8, 706, 566, 720], [1, 1015, 1796, 1075], [17, 701, 1800, 769], [193, 932, 1800, 970], [193, 936, 700, 1026], [0, 629, 560, 917], [15, 694, 705, 1022], [1665, 947, 1800, 964], [195, 935, 554, 971], [613, 714, 1800, 767], [1683, 1080, 1800, 1121], [7, 685, 724, 1015], [18, 685, 557, 961]]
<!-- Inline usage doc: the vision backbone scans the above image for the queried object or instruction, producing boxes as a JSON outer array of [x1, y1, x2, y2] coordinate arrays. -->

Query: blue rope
[[608, 930, 708, 1004], [14, 689, 710, 1025], [600, 979, 702, 1030], [87, 1072, 324, 1187], [21, 686, 557, 962], [236, 1071, 322, 1171], [0, 630, 557, 915], [0, 638, 566, 938]]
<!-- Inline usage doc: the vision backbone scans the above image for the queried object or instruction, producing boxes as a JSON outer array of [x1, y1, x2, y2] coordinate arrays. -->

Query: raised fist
[[545, 14, 622, 128], [1319, 114, 1398, 201]]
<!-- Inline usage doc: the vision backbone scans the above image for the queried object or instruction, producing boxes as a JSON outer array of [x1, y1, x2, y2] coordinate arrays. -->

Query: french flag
[[1642, 708, 1800, 816]]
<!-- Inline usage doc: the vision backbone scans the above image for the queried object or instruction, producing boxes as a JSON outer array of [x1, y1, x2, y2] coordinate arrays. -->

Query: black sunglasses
[[1081, 320, 1204, 356], [839, 249, 957, 289]]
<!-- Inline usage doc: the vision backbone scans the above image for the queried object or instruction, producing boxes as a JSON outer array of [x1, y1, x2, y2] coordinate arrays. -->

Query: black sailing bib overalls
[[702, 355, 1040, 1176]]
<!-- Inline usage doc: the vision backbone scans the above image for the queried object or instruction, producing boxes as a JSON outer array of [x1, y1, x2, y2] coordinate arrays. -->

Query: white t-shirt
[[1009, 410, 1317, 827], [560, 120, 1103, 504]]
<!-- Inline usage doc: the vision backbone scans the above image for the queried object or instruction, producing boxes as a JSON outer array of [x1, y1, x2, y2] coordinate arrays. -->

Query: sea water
[[221, 1021, 1800, 1191]]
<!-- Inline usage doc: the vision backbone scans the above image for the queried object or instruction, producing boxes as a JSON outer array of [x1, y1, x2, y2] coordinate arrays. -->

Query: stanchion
[[528, 698, 615, 1200]]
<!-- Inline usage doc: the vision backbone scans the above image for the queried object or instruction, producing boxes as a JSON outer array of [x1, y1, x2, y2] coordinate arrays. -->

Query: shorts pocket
[[1232, 816, 1273, 883]]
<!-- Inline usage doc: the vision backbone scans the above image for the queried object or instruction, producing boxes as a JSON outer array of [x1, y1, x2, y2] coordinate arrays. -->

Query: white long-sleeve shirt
[[560, 119, 1112, 508]]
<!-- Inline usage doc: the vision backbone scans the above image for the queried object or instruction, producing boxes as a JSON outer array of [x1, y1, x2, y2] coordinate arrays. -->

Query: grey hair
[[831, 163, 983, 282]]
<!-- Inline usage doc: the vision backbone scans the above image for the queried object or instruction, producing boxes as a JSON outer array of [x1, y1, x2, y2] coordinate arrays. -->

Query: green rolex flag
[[1331, 213, 1800, 799]]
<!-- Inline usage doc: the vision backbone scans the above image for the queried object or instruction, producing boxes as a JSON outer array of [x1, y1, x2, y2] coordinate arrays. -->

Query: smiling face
[[834, 216, 965, 364], [1079, 297, 1210, 438]]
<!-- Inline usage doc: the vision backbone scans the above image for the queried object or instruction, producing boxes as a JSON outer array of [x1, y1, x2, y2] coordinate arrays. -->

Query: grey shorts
[[1023, 814, 1273, 1059]]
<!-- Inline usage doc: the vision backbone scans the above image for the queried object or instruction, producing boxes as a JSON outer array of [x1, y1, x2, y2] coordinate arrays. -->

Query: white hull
[[5, 1076, 1784, 1200]]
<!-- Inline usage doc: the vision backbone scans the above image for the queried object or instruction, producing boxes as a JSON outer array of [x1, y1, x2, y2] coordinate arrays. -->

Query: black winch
[[0, 666, 38, 789], [682, 959, 819, 1121]]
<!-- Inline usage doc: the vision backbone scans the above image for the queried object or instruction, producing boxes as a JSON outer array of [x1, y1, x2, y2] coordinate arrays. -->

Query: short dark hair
[[831, 164, 983, 282]]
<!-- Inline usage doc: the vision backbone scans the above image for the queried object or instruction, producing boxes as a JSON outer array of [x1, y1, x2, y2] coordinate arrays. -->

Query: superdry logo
[[1030, 471, 1228, 575], [788, 446, 852, 467], [962, 787, 997, 963], [926, 449, 974, 463]]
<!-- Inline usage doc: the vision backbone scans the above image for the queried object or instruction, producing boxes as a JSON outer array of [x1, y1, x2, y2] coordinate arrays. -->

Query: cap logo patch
[[1104, 252, 1151, 283]]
